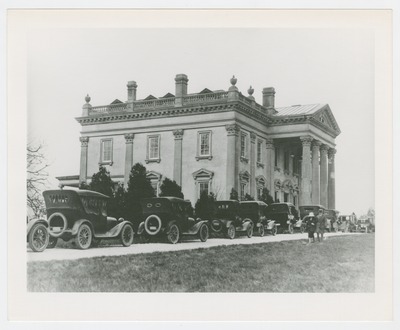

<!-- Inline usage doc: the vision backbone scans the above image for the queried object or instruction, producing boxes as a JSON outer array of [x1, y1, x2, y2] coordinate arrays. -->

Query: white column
[[312, 140, 321, 204], [320, 144, 329, 208], [173, 129, 184, 186], [79, 136, 89, 185], [124, 133, 134, 186], [300, 136, 313, 205]]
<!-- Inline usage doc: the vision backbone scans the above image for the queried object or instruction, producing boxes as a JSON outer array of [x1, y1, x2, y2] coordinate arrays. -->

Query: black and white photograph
[[3, 2, 397, 326]]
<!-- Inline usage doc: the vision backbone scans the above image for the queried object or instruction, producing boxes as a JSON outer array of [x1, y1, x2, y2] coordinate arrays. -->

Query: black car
[[239, 201, 279, 236], [209, 200, 253, 239], [137, 197, 209, 244], [43, 189, 134, 249], [265, 203, 299, 234]]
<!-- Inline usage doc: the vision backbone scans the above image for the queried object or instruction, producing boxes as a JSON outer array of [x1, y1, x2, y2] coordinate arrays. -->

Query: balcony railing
[[87, 90, 267, 116]]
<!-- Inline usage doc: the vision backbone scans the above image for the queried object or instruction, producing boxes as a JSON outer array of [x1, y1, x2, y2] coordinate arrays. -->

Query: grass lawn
[[27, 234, 374, 292]]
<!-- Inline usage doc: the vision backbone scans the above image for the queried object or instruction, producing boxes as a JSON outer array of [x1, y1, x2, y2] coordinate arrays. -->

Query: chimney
[[175, 74, 188, 98], [262, 87, 275, 109], [127, 81, 138, 102]]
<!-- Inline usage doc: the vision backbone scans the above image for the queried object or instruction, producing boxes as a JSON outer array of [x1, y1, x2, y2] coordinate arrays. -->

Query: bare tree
[[27, 143, 49, 218]]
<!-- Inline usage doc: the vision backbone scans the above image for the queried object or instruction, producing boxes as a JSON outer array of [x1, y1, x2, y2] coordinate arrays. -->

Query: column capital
[[265, 138, 274, 149], [172, 129, 184, 140], [320, 144, 330, 153], [312, 140, 322, 149], [328, 148, 337, 157], [124, 133, 135, 144], [79, 136, 89, 147], [300, 135, 313, 146], [250, 132, 257, 144], [225, 123, 241, 136]]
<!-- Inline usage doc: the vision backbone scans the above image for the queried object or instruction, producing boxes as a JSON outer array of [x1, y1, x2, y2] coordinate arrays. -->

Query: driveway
[[27, 231, 358, 263]]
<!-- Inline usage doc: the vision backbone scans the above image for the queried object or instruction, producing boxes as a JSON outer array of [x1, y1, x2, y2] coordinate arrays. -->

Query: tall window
[[240, 132, 247, 158], [197, 131, 212, 160], [240, 183, 246, 200], [257, 140, 262, 163], [199, 181, 209, 196], [100, 139, 113, 164], [146, 135, 161, 162], [284, 151, 289, 172], [284, 192, 289, 203]]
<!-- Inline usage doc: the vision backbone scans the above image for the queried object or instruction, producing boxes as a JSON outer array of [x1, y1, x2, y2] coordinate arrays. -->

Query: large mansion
[[57, 74, 341, 208]]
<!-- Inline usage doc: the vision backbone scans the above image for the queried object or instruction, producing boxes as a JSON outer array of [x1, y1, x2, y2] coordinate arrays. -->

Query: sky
[[27, 26, 375, 216]]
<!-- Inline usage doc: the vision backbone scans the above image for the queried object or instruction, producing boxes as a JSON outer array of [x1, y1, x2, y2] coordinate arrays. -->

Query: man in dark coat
[[316, 209, 327, 242]]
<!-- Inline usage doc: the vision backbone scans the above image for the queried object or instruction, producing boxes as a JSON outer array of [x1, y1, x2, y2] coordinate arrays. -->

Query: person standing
[[305, 212, 317, 244], [316, 209, 327, 242]]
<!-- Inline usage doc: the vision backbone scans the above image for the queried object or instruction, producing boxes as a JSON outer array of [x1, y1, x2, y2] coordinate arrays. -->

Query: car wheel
[[226, 224, 236, 239], [120, 223, 134, 247], [258, 225, 265, 237], [75, 224, 92, 250], [300, 225, 305, 234], [47, 236, 58, 249], [28, 223, 49, 252], [199, 223, 209, 242], [246, 224, 253, 238], [167, 224, 180, 244], [272, 226, 277, 236]]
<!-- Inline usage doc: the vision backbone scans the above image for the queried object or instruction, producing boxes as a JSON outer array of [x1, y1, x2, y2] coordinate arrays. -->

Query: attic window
[[320, 116, 325, 123]]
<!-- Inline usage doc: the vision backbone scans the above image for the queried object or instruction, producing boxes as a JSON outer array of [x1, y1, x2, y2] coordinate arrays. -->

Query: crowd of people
[[304, 209, 327, 245]]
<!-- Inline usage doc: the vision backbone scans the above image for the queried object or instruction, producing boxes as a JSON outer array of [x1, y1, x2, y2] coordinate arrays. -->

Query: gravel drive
[[27, 231, 358, 263]]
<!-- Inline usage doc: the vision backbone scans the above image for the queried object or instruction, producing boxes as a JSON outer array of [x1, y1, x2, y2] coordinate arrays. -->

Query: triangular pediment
[[110, 99, 123, 104], [144, 94, 157, 100], [199, 88, 213, 94], [192, 168, 214, 179], [146, 170, 162, 181], [312, 105, 341, 135], [161, 92, 175, 98]]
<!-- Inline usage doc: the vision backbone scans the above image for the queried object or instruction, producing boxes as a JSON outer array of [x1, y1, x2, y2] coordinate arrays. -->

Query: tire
[[210, 219, 223, 233], [258, 225, 265, 237], [198, 223, 209, 242], [226, 224, 236, 239], [144, 215, 162, 236], [272, 226, 277, 236], [28, 223, 49, 252], [120, 223, 134, 247], [246, 223, 253, 238], [47, 236, 58, 249], [75, 224, 92, 250], [167, 224, 180, 244]]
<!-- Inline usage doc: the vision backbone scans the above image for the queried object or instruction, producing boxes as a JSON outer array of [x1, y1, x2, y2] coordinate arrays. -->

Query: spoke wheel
[[300, 225, 305, 234], [167, 224, 180, 244], [29, 223, 49, 252], [258, 225, 265, 237], [227, 224, 236, 239], [272, 226, 277, 236], [75, 224, 92, 250], [47, 236, 58, 249], [121, 224, 134, 247], [199, 223, 209, 242], [246, 224, 253, 238]]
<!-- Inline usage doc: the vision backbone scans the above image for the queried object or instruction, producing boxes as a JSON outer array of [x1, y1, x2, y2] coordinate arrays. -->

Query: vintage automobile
[[137, 197, 209, 244], [337, 215, 350, 232], [299, 205, 331, 232], [209, 200, 254, 239], [239, 201, 279, 236], [265, 203, 299, 234], [43, 189, 135, 249], [357, 216, 372, 233], [27, 218, 50, 252]]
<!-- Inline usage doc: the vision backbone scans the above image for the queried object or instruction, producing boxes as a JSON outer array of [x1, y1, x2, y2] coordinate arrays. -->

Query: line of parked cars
[[27, 189, 370, 252]]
